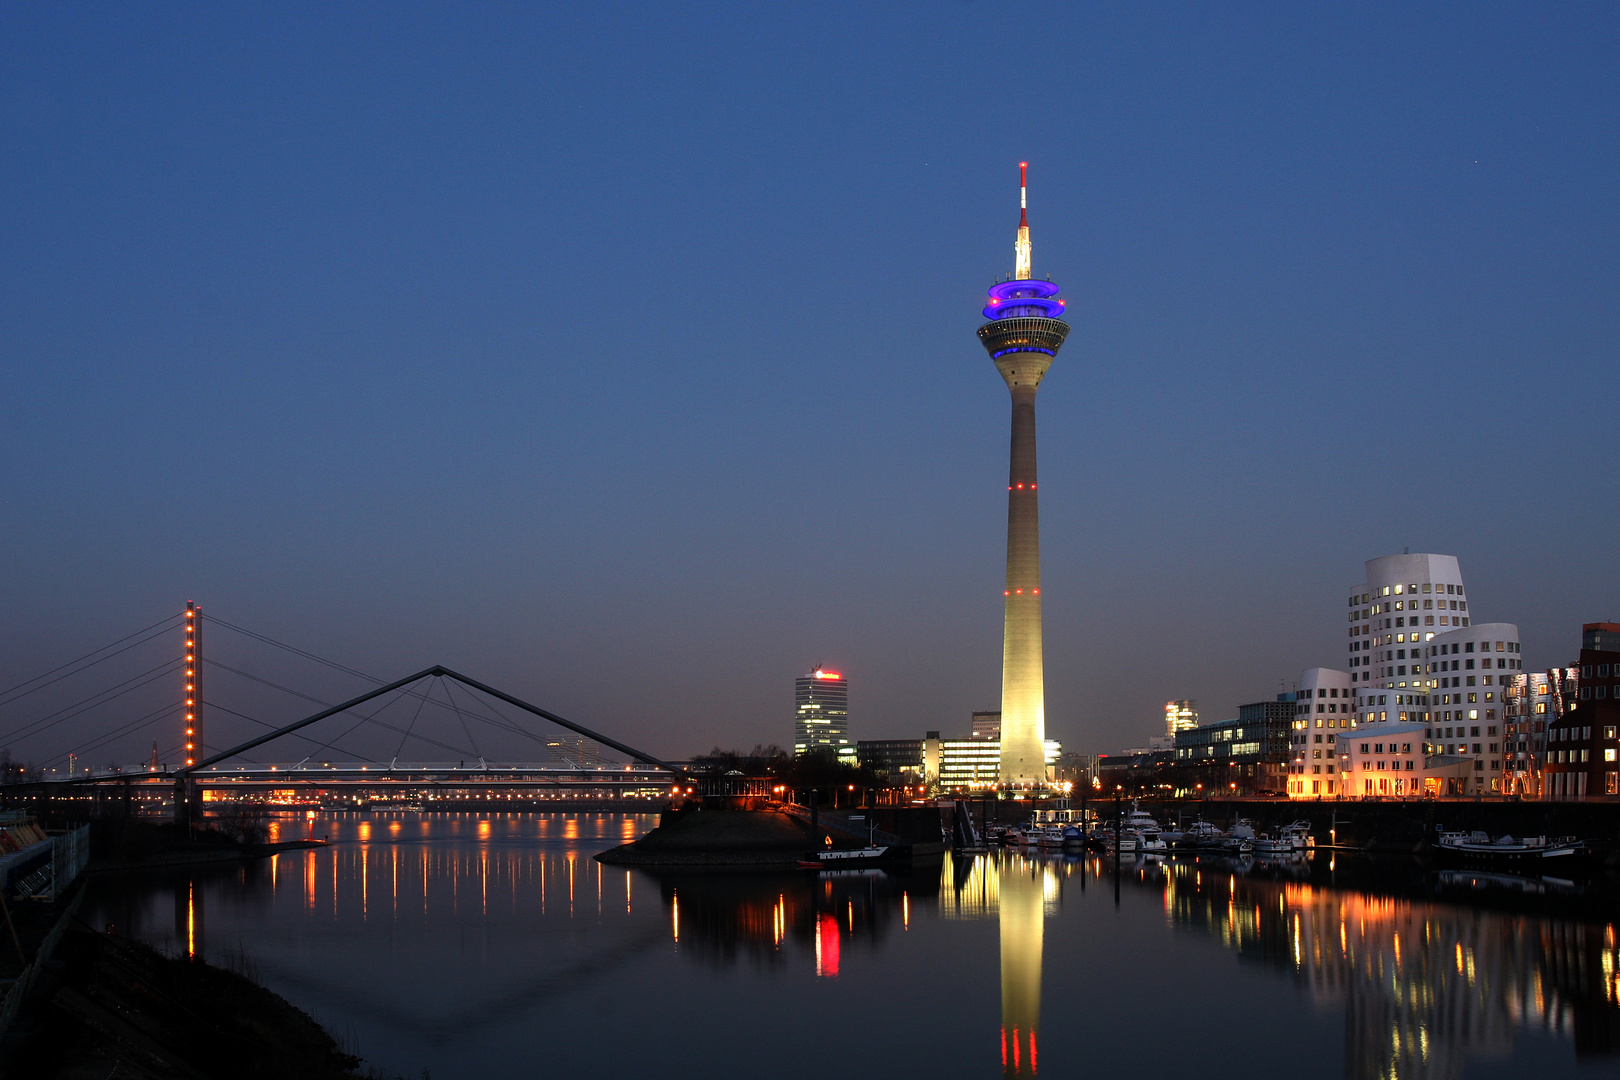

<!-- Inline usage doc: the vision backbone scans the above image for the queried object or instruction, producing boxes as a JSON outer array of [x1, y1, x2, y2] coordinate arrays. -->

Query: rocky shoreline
[[1, 903, 376, 1079]]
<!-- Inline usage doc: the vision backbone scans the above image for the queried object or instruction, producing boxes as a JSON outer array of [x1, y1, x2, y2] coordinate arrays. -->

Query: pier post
[[1113, 789, 1121, 907]]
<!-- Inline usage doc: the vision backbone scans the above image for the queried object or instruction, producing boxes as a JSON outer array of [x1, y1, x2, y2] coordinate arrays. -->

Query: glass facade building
[[794, 669, 851, 759]]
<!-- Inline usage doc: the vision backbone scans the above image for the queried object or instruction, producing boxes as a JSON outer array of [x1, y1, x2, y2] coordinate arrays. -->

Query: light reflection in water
[[88, 815, 1617, 1080], [1120, 854, 1620, 1076], [815, 913, 840, 978]]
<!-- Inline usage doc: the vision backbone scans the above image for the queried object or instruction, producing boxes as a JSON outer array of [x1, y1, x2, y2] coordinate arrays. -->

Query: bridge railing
[[22, 761, 677, 782]]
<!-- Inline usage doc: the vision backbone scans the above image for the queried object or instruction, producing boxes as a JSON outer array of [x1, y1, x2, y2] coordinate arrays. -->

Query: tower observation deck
[[977, 163, 1070, 788]]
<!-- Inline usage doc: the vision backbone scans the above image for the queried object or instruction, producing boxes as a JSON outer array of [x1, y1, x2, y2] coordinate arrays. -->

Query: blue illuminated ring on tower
[[983, 278, 1067, 320]]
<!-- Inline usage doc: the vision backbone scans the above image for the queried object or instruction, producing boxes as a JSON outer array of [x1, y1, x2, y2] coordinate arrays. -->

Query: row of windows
[[1430, 724, 1495, 738], [1546, 748, 1612, 764], [1351, 623, 1478, 649], [1296, 718, 1351, 730], [1348, 583, 1466, 607], [1359, 742, 1416, 754], [1368, 664, 1521, 683], [1550, 725, 1618, 742], [1433, 640, 1518, 656], [1349, 597, 1468, 621], [1432, 657, 1519, 671], [1365, 651, 1520, 672], [1352, 757, 1501, 771]]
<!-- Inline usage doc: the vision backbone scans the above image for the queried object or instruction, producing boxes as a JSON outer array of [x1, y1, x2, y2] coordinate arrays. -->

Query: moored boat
[[1435, 830, 1587, 866], [1252, 822, 1312, 855], [800, 845, 900, 869], [1174, 820, 1225, 851]]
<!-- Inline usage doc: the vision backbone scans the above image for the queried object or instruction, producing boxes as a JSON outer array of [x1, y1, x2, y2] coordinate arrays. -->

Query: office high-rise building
[[977, 163, 1071, 788], [971, 711, 1002, 740], [1164, 700, 1198, 739], [793, 668, 851, 759]]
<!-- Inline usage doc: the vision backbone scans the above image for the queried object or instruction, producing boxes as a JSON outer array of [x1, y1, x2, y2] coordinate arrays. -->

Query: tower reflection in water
[[940, 851, 1054, 1078]]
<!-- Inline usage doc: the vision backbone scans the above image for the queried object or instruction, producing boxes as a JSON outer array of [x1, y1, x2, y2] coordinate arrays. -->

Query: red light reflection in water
[[815, 913, 840, 978], [1001, 1025, 1036, 1077]]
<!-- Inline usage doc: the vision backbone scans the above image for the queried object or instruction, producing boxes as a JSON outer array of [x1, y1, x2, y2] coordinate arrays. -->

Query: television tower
[[977, 163, 1070, 788]]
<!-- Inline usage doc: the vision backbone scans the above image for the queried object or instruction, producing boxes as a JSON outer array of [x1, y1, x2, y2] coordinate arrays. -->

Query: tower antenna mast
[[1014, 162, 1032, 280]]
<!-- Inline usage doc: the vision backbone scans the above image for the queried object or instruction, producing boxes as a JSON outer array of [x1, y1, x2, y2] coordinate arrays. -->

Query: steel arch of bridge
[[167, 664, 682, 779]]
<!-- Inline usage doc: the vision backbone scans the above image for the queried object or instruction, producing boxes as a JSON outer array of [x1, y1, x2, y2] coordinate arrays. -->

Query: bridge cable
[[0, 658, 183, 747], [449, 683, 618, 760], [392, 680, 433, 761], [200, 614, 569, 754], [203, 658, 465, 756], [204, 700, 371, 762], [0, 615, 181, 709], [197, 662, 476, 761], [440, 678, 483, 761], [37, 698, 184, 771], [197, 617, 634, 765], [201, 650, 509, 755], [200, 614, 379, 684]]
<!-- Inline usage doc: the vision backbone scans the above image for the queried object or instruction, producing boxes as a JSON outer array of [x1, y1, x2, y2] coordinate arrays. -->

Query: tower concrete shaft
[[997, 358, 1049, 784], [977, 164, 1070, 788]]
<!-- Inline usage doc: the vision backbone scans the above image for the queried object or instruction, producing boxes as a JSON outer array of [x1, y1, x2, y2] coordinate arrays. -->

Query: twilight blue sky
[[2, 3, 1617, 764]]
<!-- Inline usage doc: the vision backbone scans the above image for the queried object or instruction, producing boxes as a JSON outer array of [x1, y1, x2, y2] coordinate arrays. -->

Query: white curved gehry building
[[1345, 553, 1469, 690], [1287, 667, 1353, 796], [1290, 554, 1528, 797]]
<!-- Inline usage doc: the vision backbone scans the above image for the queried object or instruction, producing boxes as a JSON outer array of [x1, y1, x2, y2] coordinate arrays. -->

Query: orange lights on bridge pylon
[[184, 601, 202, 769]]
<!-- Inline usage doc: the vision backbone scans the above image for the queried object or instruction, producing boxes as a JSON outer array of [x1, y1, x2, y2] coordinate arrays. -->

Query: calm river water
[[84, 812, 1618, 1079]]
